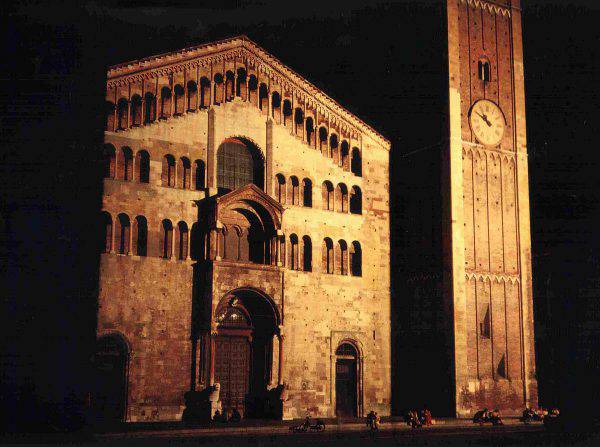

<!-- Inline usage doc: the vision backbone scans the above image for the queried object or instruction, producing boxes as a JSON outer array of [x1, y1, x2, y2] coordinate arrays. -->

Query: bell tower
[[445, 0, 538, 416]]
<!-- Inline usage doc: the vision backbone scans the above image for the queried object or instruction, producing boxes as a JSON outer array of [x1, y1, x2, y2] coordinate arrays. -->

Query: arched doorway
[[213, 289, 279, 418], [92, 334, 128, 423], [335, 342, 359, 418]]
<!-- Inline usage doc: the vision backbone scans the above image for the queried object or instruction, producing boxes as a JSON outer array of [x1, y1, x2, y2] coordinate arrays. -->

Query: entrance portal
[[92, 334, 128, 423], [335, 343, 358, 418], [213, 289, 278, 418]]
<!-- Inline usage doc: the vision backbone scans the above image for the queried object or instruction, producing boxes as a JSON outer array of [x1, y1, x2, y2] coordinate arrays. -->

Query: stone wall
[[98, 86, 390, 420]]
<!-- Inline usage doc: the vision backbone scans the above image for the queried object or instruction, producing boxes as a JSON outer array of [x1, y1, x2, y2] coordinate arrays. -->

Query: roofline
[[107, 35, 390, 148]]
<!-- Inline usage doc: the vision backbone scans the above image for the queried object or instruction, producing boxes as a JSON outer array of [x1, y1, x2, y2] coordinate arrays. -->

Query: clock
[[469, 99, 506, 146]]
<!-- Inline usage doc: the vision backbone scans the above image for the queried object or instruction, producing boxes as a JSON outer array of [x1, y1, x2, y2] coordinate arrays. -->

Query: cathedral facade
[[95, 36, 391, 422], [94, 0, 538, 423]]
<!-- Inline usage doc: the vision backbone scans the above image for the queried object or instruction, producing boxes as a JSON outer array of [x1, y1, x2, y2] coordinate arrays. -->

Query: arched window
[[194, 159, 205, 190], [275, 174, 286, 204], [217, 138, 264, 192], [478, 58, 491, 82], [236, 68, 247, 99], [350, 241, 362, 276], [337, 240, 348, 275], [283, 99, 292, 126], [161, 219, 173, 259], [294, 108, 304, 136], [135, 150, 150, 183], [340, 140, 350, 170], [101, 211, 112, 253], [330, 134, 339, 162], [351, 148, 362, 177], [117, 98, 128, 130], [259, 83, 268, 113], [248, 75, 258, 104], [133, 215, 147, 256], [115, 213, 130, 255], [319, 126, 328, 155], [305, 117, 315, 146], [214, 73, 224, 105], [322, 181, 334, 211], [162, 155, 175, 187], [160, 87, 171, 119], [200, 77, 210, 108], [176, 221, 189, 260], [225, 71, 234, 101], [174, 84, 185, 115], [118, 147, 133, 181], [178, 157, 191, 189], [130, 95, 142, 126], [302, 236, 312, 272], [272, 92, 281, 122], [335, 183, 348, 213], [224, 225, 242, 261], [289, 234, 299, 270], [187, 80, 198, 111], [289, 176, 299, 206], [350, 186, 362, 214], [302, 178, 312, 207], [218, 225, 226, 260], [105, 101, 115, 131], [323, 238, 334, 274], [103, 144, 116, 179], [144, 92, 156, 123]]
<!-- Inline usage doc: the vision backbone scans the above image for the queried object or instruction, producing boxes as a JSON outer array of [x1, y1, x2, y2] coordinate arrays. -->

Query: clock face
[[469, 100, 506, 146]]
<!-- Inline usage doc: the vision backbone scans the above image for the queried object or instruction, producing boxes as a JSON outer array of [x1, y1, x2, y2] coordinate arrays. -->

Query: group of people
[[473, 408, 503, 425], [213, 407, 242, 423], [405, 408, 433, 428], [366, 411, 381, 431], [521, 407, 560, 424]]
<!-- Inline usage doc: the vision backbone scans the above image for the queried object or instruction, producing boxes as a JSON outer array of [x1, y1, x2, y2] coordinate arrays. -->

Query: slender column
[[112, 88, 117, 132], [140, 82, 145, 125], [278, 332, 285, 385], [170, 74, 174, 117], [126, 83, 131, 129], [207, 108, 217, 190], [209, 329, 217, 386]]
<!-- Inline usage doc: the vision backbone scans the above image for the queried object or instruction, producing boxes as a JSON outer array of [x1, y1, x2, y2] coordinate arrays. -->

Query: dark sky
[[1, 0, 599, 430]]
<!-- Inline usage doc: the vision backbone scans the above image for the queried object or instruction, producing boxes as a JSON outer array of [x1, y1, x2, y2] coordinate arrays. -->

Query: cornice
[[459, 0, 512, 17], [106, 36, 390, 149]]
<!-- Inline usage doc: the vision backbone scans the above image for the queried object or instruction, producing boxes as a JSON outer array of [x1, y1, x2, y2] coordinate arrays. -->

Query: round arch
[[217, 137, 265, 192]]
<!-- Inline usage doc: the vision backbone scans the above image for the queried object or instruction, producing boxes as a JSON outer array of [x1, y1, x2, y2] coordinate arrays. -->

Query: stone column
[[278, 331, 285, 386], [209, 329, 217, 386], [265, 119, 273, 195], [206, 108, 217, 193]]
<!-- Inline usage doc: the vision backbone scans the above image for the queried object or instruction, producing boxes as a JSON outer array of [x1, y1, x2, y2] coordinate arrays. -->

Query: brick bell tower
[[445, 0, 538, 416]]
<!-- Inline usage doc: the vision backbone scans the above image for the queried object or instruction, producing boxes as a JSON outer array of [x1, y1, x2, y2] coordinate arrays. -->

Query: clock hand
[[476, 112, 492, 127]]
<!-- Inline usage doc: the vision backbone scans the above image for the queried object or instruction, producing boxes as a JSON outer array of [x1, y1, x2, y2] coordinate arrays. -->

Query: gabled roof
[[107, 35, 389, 148]]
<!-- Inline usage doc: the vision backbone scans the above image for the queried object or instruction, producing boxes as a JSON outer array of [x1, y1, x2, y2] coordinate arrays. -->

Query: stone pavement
[[95, 417, 543, 440]]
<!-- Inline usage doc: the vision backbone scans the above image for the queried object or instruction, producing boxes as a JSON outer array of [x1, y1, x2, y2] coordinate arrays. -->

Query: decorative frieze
[[459, 0, 512, 17], [106, 37, 384, 146], [465, 270, 520, 284]]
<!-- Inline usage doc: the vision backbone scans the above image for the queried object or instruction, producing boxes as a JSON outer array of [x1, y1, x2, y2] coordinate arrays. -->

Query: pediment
[[106, 35, 389, 148]]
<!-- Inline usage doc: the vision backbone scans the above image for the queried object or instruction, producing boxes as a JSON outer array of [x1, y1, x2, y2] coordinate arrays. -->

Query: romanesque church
[[93, 0, 537, 422]]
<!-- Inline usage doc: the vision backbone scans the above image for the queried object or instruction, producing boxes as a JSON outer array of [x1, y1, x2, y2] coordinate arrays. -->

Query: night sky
[[1, 0, 599, 431]]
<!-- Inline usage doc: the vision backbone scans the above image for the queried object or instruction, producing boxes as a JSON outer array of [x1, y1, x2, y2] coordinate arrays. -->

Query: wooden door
[[335, 358, 357, 417], [214, 335, 251, 415], [93, 337, 127, 423]]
